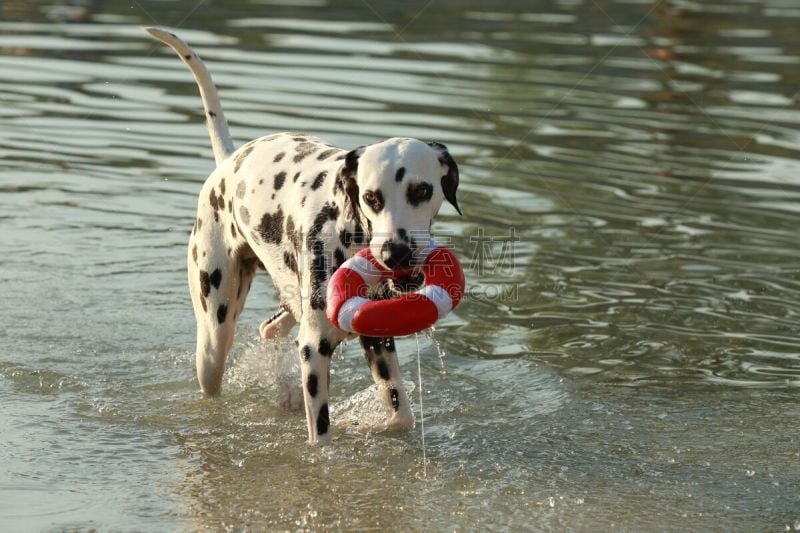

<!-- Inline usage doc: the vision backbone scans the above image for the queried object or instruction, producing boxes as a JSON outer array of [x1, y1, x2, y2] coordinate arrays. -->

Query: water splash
[[331, 380, 416, 431], [226, 336, 303, 411], [423, 327, 447, 370], [416, 333, 427, 479]]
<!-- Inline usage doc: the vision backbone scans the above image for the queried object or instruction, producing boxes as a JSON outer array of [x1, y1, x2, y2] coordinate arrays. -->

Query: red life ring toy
[[326, 241, 465, 337]]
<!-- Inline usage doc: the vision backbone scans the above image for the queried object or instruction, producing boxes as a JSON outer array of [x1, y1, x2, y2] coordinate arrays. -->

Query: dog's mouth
[[368, 271, 425, 300]]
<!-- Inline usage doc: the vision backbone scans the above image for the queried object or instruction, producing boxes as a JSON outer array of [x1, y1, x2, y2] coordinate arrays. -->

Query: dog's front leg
[[297, 320, 339, 444], [360, 336, 414, 429]]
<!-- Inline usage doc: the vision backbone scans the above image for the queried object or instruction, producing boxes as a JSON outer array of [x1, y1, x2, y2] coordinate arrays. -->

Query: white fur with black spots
[[146, 28, 461, 444]]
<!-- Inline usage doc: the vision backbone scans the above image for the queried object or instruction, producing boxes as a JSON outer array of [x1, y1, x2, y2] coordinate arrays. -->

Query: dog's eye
[[362, 190, 384, 213], [413, 185, 429, 199], [407, 182, 433, 205]]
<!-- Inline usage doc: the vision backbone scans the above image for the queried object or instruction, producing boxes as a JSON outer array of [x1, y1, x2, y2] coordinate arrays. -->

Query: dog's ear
[[338, 145, 367, 219], [427, 142, 461, 215]]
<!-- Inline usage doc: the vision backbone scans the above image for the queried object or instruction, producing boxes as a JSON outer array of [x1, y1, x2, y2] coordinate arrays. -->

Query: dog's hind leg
[[360, 336, 414, 429], [188, 214, 257, 395]]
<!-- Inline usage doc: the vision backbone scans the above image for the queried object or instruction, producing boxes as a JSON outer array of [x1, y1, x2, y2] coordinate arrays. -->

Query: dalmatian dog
[[146, 28, 461, 444]]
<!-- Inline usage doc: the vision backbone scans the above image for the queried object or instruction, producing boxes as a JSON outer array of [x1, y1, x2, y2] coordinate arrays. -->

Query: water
[[2, 0, 800, 530]]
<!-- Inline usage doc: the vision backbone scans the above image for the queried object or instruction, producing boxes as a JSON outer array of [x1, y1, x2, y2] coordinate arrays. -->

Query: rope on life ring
[[326, 242, 465, 337]]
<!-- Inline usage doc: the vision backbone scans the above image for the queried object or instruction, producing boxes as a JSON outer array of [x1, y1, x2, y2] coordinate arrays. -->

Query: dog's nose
[[381, 241, 413, 270]]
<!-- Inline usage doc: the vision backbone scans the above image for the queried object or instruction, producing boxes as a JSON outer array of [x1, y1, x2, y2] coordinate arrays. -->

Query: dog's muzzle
[[381, 241, 413, 270]]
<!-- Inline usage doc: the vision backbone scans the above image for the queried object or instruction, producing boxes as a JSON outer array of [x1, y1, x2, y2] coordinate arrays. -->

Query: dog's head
[[338, 138, 460, 270]]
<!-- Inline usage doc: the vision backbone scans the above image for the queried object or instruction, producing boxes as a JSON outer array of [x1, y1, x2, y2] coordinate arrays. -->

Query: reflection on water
[[1, 0, 799, 530]]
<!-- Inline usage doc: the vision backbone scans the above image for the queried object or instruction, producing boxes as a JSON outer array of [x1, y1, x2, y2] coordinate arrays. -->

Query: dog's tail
[[145, 27, 235, 165]]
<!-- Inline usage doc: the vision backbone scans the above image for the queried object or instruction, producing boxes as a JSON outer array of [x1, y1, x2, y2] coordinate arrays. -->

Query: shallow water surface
[[1, 0, 800, 530]]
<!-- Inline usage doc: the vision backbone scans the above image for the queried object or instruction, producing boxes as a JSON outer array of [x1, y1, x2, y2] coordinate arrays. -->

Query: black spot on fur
[[360, 336, 383, 357], [377, 359, 390, 381], [209, 269, 222, 289], [197, 217, 203, 231], [234, 145, 255, 173], [207, 110, 216, 118], [209, 189, 219, 211], [396, 231, 410, 251], [391, 388, 399, 411], [217, 304, 228, 324], [293, 171, 301, 183], [239, 205, 250, 225], [192, 245, 198, 264], [334, 248, 345, 267], [236, 181, 246, 199], [310, 249, 328, 311], [395, 167, 406, 182], [305, 203, 340, 250], [274, 171, 286, 190], [351, 223, 367, 246], [311, 171, 327, 191], [283, 251, 298, 273], [273, 152, 285, 163], [293, 142, 316, 163], [306, 231, 332, 309], [319, 338, 333, 357], [339, 229, 353, 248], [317, 148, 339, 160], [219, 178, 226, 196], [302, 345, 312, 361], [230, 222, 237, 238], [184, 54, 192, 60], [200, 295, 207, 312], [285, 215, 302, 253], [317, 403, 330, 435], [307, 373, 318, 397], [199, 271, 210, 297], [383, 337, 396, 352], [257, 206, 284, 244]]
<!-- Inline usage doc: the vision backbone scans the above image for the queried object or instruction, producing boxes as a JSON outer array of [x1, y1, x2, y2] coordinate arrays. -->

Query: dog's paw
[[384, 410, 414, 431], [259, 312, 295, 339]]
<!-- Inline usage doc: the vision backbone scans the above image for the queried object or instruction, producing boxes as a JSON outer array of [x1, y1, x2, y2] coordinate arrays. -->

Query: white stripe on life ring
[[348, 255, 384, 284], [337, 296, 370, 332], [418, 284, 453, 318]]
